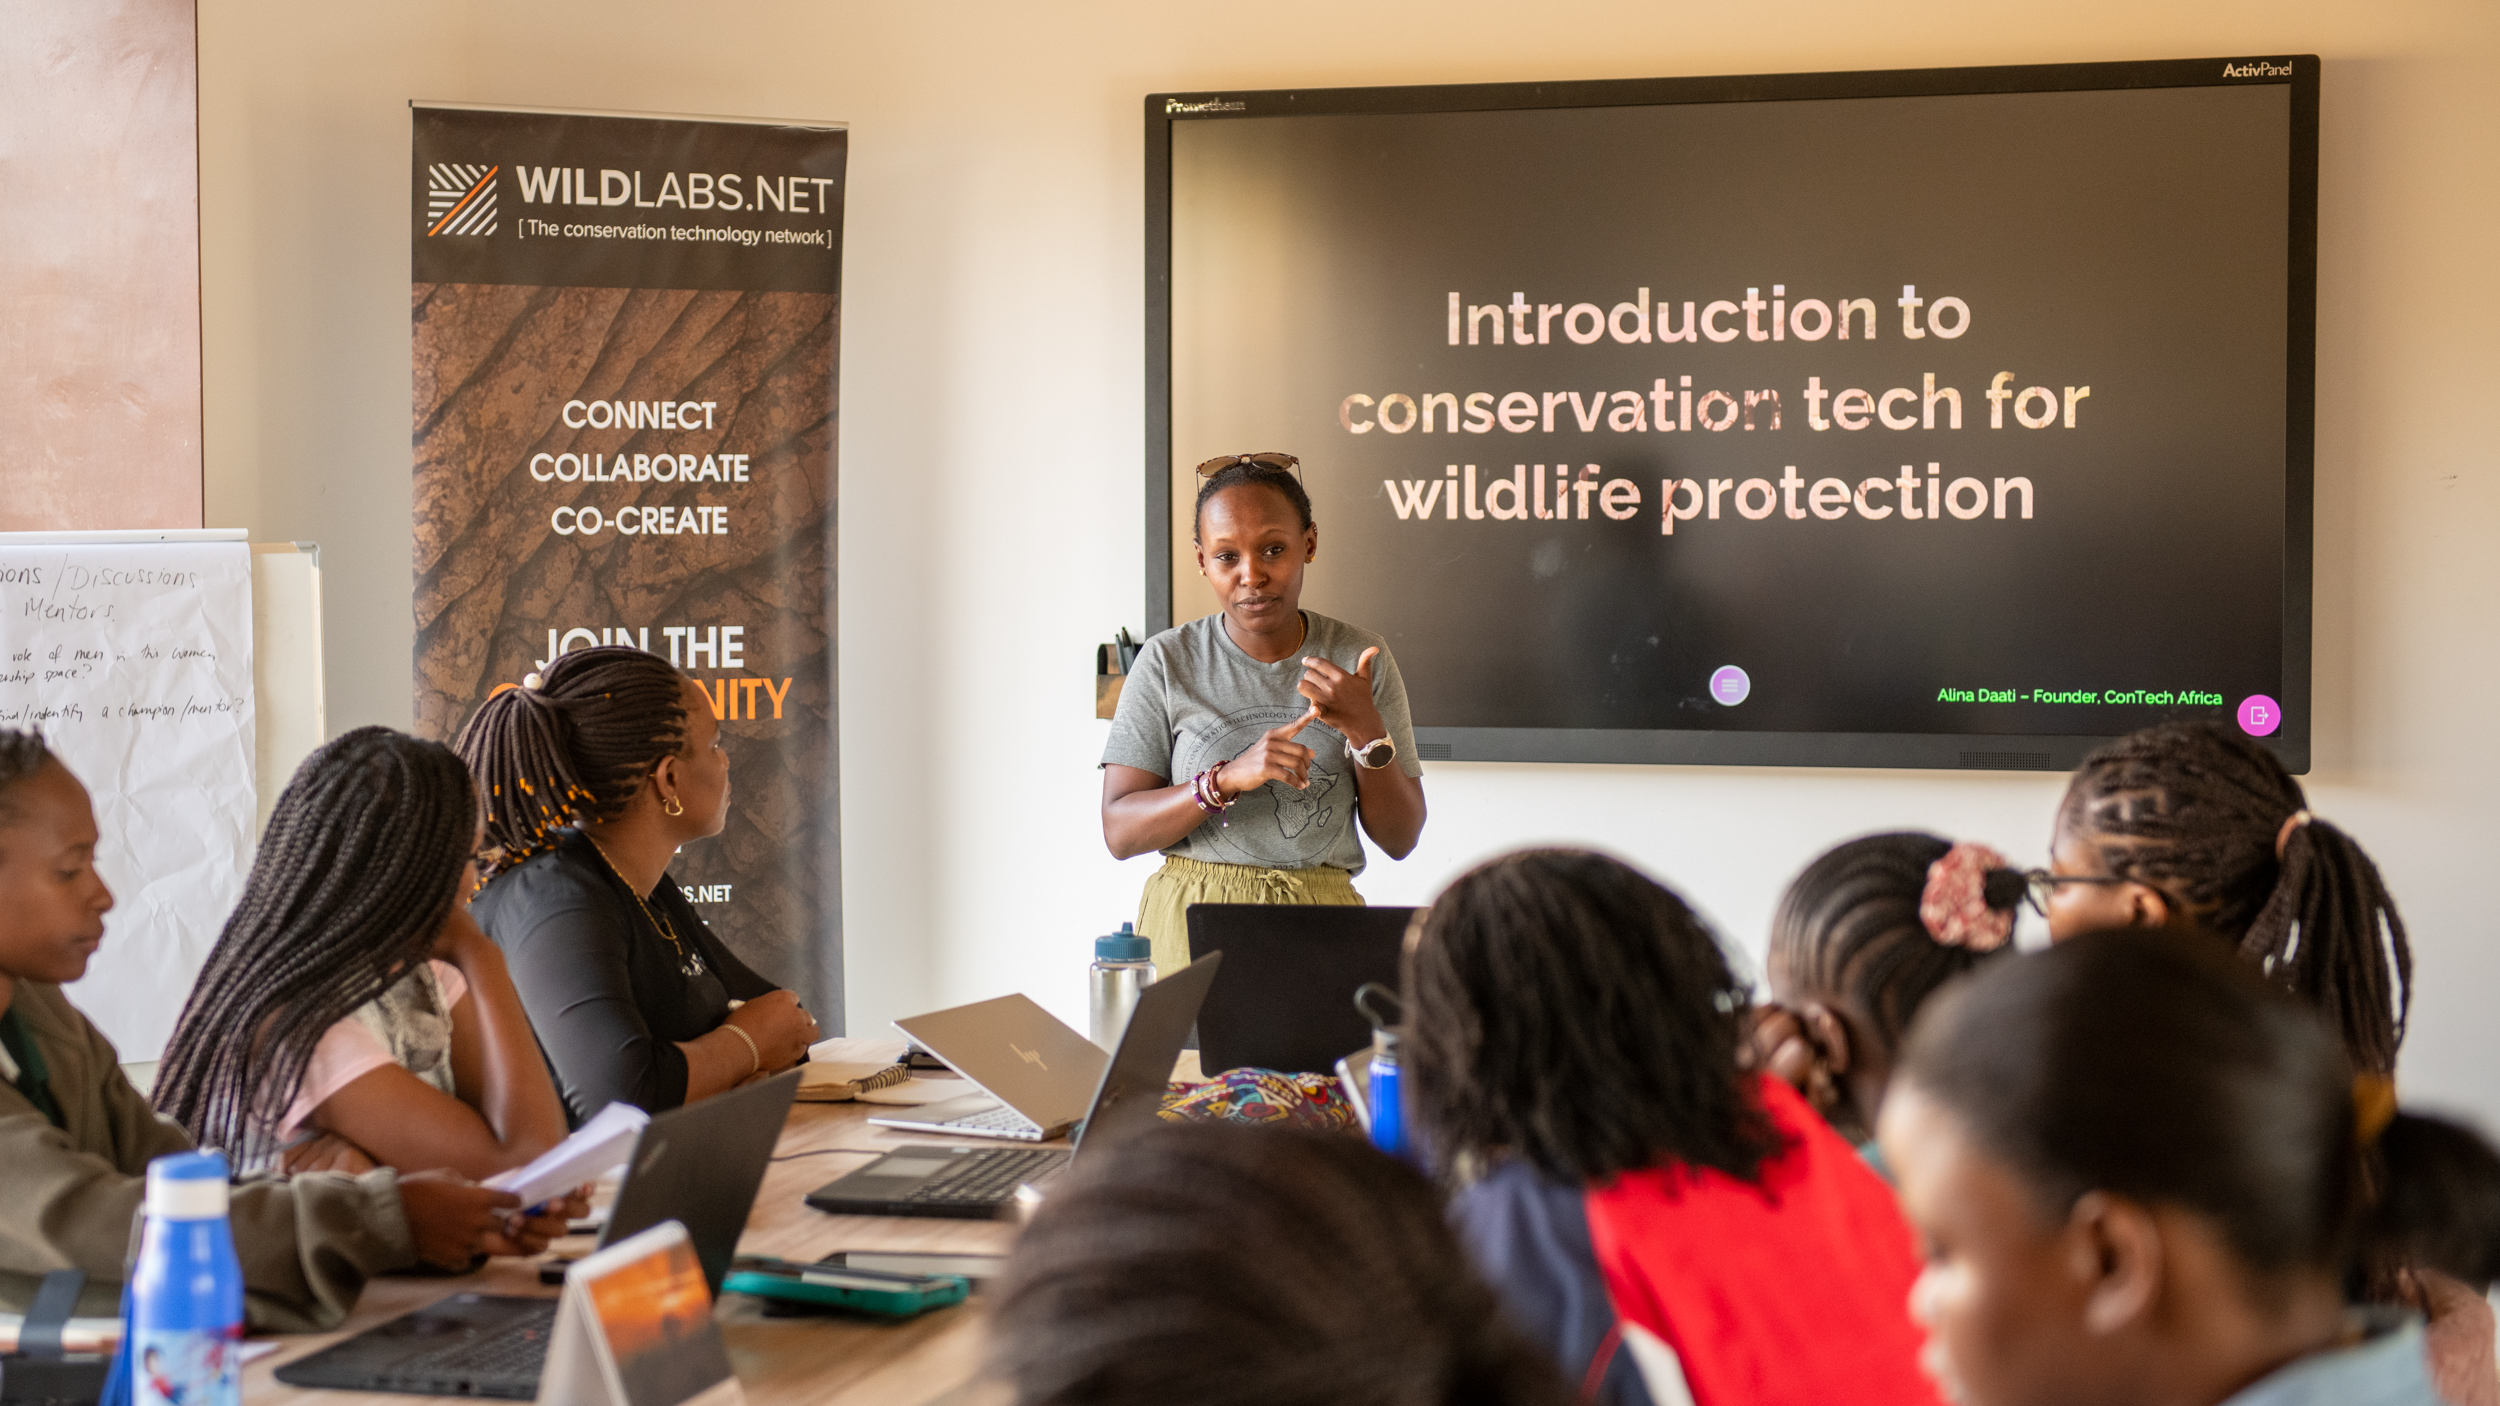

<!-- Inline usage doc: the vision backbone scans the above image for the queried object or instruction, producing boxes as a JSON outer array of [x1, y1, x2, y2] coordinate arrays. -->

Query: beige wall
[[195, 0, 2500, 1123], [2, 0, 202, 529]]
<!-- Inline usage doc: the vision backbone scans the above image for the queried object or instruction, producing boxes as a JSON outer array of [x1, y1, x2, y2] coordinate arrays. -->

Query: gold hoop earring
[[662, 796, 685, 818]]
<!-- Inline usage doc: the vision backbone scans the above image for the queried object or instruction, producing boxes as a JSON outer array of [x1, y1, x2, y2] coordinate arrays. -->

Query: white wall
[[196, 0, 2500, 1125]]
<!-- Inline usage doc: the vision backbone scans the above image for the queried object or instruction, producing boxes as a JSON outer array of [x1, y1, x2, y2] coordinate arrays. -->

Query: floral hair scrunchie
[[1919, 841, 2016, 951]]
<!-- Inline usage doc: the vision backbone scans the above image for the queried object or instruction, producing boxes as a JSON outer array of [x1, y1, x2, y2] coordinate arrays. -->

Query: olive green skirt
[[1135, 853, 1364, 977]]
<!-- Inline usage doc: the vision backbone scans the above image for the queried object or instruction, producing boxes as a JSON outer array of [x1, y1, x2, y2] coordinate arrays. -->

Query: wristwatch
[[1345, 735, 1397, 770]]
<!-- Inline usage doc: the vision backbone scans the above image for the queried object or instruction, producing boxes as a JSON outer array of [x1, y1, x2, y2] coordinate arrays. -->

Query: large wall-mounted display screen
[[1147, 57, 2316, 771]]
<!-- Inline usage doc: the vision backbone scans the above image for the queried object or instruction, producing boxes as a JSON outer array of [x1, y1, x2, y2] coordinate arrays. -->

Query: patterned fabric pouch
[[1156, 1067, 1361, 1133]]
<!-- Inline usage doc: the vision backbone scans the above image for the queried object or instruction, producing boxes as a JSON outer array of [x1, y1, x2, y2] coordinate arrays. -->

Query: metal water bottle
[[130, 1151, 244, 1406], [1088, 923, 1157, 1050]]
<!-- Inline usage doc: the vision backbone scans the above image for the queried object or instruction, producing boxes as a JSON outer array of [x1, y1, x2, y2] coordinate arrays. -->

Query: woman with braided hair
[[1750, 832, 2022, 1168], [2038, 721, 2410, 1076], [458, 645, 815, 1122], [154, 727, 569, 1180], [0, 730, 565, 1330]]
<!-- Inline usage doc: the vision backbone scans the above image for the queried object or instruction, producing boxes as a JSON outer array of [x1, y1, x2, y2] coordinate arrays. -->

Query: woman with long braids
[[1101, 453, 1426, 976], [154, 727, 568, 1179], [0, 730, 565, 1330], [1408, 849, 1940, 1406], [458, 645, 816, 1121], [2038, 721, 2410, 1075]]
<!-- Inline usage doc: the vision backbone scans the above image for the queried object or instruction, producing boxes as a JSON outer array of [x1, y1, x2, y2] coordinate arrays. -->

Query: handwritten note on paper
[[0, 542, 255, 1058]]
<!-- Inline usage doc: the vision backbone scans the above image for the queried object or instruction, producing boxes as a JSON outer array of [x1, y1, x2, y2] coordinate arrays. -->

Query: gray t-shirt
[[1102, 611, 1422, 875]]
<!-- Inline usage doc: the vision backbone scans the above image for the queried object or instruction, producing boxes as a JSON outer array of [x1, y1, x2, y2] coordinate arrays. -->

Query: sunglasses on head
[[1195, 452, 1301, 478]]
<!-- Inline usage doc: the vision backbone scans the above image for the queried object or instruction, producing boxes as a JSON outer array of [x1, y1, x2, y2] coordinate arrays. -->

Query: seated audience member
[[2044, 721, 2409, 1075], [456, 646, 816, 1121], [1879, 929, 2500, 1406], [0, 732, 571, 1328], [1407, 849, 1941, 1406], [2046, 723, 2494, 1400], [987, 1121, 1568, 1406], [153, 728, 567, 1178], [1753, 834, 2020, 1163]]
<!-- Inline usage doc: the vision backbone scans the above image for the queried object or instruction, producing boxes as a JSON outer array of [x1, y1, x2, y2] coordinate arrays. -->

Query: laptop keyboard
[[396, 1317, 554, 1383], [903, 1149, 1067, 1207], [938, 1105, 1042, 1137]]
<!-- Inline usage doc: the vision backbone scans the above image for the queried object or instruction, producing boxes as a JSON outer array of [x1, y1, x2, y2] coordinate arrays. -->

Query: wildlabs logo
[[425, 163, 501, 237]]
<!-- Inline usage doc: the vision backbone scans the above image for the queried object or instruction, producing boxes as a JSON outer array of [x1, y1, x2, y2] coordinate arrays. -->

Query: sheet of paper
[[0, 540, 255, 1059], [485, 1101, 650, 1207], [855, 1077, 979, 1107]]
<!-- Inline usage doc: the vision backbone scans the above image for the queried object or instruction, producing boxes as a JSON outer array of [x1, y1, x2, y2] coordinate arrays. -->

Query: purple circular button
[[1709, 665, 1751, 707], [2236, 694, 2282, 737]]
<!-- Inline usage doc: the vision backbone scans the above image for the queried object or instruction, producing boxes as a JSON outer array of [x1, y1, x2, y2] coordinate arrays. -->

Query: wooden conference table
[[242, 1037, 1149, 1406]]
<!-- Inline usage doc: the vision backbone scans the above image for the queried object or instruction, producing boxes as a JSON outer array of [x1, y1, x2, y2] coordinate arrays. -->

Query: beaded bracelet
[[1190, 762, 1233, 824]]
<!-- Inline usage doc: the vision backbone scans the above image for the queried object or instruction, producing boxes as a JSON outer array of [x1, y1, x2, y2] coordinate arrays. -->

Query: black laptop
[[273, 1069, 800, 1399], [805, 953, 1221, 1220], [1186, 904, 1415, 1075]]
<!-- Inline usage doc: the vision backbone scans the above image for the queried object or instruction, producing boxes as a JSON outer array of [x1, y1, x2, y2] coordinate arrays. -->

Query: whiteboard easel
[[0, 529, 326, 1058]]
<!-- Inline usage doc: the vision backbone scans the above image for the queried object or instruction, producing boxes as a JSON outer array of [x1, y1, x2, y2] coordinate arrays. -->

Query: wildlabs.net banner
[[411, 103, 846, 1024]]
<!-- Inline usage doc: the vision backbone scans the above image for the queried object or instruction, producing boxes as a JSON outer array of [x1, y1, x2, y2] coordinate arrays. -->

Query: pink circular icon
[[2236, 694, 2282, 737], [1709, 665, 1750, 706]]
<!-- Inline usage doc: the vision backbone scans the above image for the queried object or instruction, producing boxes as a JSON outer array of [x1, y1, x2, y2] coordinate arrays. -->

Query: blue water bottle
[[129, 1151, 244, 1406], [1354, 983, 1408, 1160]]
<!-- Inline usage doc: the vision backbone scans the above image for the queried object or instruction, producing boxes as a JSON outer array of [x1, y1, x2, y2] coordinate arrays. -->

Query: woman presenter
[[1101, 453, 1428, 976]]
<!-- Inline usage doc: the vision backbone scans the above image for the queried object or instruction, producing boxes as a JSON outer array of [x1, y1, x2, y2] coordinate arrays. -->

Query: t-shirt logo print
[[1271, 767, 1337, 840], [1195, 708, 1338, 853]]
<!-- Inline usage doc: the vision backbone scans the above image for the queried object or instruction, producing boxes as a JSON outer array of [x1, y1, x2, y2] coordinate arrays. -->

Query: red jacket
[[1583, 1076, 1941, 1406]]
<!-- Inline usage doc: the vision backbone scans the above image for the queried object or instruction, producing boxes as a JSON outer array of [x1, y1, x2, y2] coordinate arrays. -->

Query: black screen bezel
[[1144, 56, 2318, 773]]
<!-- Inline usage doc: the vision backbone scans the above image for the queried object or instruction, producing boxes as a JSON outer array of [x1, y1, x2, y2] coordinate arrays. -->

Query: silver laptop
[[869, 992, 1110, 1140]]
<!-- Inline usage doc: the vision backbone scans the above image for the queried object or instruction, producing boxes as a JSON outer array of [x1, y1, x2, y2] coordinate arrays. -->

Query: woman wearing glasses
[[2037, 721, 2411, 1078], [1100, 453, 1428, 977]]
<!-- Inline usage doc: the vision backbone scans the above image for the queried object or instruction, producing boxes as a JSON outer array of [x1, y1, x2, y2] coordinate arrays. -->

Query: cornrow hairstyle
[[2060, 721, 2412, 1075], [1406, 848, 1785, 1186], [454, 645, 690, 878], [988, 1121, 1572, 1406], [1899, 929, 2500, 1292], [153, 727, 477, 1158], [1192, 459, 1314, 542], [0, 729, 54, 823], [1770, 832, 2019, 1064]]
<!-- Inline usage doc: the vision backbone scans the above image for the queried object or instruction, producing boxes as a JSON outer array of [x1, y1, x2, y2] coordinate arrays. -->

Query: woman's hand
[[484, 1186, 593, 1259], [396, 1171, 527, 1269], [1299, 648, 1388, 747], [727, 990, 819, 1073], [1219, 707, 1322, 795]]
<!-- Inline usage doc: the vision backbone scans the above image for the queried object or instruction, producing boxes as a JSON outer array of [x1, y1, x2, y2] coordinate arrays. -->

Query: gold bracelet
[[721, 1021, 762, 1077]]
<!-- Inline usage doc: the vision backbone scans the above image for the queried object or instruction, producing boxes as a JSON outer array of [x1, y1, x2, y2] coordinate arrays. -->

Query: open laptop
[[807, 953, 1220, 1220], [1187, 904, 1416, 1075], [865, 991, 1114, 1142], [273, 1069, 800, 1399]]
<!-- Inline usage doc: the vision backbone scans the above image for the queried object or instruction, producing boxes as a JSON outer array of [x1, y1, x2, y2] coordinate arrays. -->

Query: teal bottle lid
[[1095, 921, 1151, 962]]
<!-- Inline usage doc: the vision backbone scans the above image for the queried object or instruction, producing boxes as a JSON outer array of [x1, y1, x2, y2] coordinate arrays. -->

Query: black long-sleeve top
[[470, 830, 776, 1124]]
